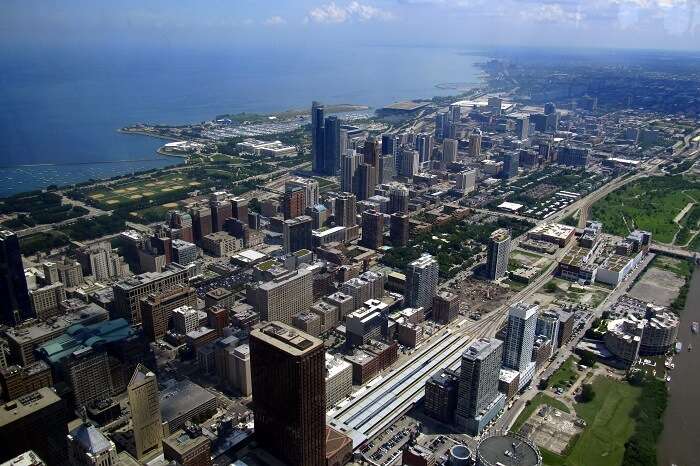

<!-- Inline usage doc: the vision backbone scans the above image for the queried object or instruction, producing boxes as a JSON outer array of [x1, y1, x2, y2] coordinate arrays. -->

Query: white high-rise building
[[398, 148, 419, 178], [405, 254, 439, 310], [286, 177, 320, 209], [486, 229, 511, 280], [503, 302, 538, 389], [455, 170, 476, 194], [341, 150, 360, 193], [172, 305, 200, 335], [442, 138, 458, 165]]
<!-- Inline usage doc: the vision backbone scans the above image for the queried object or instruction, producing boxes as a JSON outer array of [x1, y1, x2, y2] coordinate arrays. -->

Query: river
[[658, 269, 700, 466]]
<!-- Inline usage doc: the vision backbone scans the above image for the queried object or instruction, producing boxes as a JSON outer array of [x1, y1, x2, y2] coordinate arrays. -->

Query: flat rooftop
[[252, 321, 323, 356], [160, 380, 216, 425], [477, 434, 541, 466]]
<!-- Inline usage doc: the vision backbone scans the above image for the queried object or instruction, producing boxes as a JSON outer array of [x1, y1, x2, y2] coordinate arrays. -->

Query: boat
[[666, 376, 672, 382], [692, 322, 699, 334], [689, 344, 693, 352], [676, 342, 683, 353]]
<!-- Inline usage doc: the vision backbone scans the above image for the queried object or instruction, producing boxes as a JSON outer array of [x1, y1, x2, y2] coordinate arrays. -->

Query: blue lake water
[[0, 45, 483, 196]]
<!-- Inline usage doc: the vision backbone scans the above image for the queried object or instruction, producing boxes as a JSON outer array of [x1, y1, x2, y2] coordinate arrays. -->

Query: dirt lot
[[628, 266, 685, 307]]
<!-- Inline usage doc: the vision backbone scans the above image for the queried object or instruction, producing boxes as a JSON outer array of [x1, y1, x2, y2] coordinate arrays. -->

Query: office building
[[424, 368, 460, 424], [189, 205, 213, 245], [415, 133, 434, 164], [43, 262, 59, 285], [127, 365, 163, 460], [283, 215, 313, 254], [159, 380, 217, 435], [1, 451, 46, 466], [536, 310, 560, 358], [201, 231, 242, 257], [172, 305, 200, 335], [381, 133, 398, 156], [246, 269, 313, 325], [230, 196, 249, 221], [486, 229, 510, 280], [503, 302, 538, 388], [56, 260, 84, 288], [283, 186, 306, 220], [113, 267, 188, 325], [443, 138, 458, 164], [389, 184, 409, 214], [286, 177, 320, 209], [360, 210, 384, 250], [398, 148, 419, 178], [323, 116, 341, 175], [163, 425, 212, 466], [325, 354, 352, 410], [312, 101, 326, 174], [0, 387, 69, 465], [67, 347, 113, 408], [356, 163, 376, 201], [67, 423, 118, 466], [168, 211, 194, 244], [76, 242, 129, 283], [405, 254, 439, 310], [433, 291, 460, 324], [250, 322, 326, 466], [29, 283, 66, 320], [340, 150, 360, 194], [209, 196, 233, 233], [515, 117, 529, 140], [0, 361, 53, 402], [389, 213, 410, 247], [171, 240, 197, 266], [141, 285, 197, 341], [502, 152, 519, 179], [229, 344, 252, 396], [469, 130, 482, 158], [455, 170, 476, 194], [1, 230, 33, 325], [334, 193, 357, 227], [455, 339, 505, 435]]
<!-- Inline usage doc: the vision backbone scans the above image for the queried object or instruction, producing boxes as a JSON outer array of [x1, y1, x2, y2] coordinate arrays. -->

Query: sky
[[1, 0, 699, 51]]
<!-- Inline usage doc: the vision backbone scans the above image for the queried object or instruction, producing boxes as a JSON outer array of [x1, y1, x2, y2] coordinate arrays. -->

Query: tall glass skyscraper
[[0, 230, 32, 325]]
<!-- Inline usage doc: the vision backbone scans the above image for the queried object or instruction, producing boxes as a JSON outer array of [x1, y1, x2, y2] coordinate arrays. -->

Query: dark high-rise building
[[283, 216, 313, 254], [435, 112, 449, 139], [515, 117, 529, 140], [433, 291, 460, 325], [0, 230, 33, 325], [454, 338, 504, 435], [250, 322, 326, 466], [356, 163, 376, 201], [0, 387, 69, 465], [390, 213, 410, 247], [363, 136, 380, 167], [189, 206, 212, 245], [334, 193, 357, 227], [283, 186, 306, 220], [230, 197, 249, 221], [486, 228, 510, 280], [209, 198, 233, 233], [503, 152, 519, 179], [544, 102, 556, 115], [323, 116, 341, 175], [360, 210, 384, 250], [415, 133, 434, 164], [389, 184, 409, 214], [381, 134, 398, 156], [311, 101, 325, 174], [424, 368, 459, 424]]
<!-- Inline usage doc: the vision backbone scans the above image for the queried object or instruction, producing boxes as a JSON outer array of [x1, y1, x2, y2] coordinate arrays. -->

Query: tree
[[544, 282, 558, 293], [580, 383, 595, 403]]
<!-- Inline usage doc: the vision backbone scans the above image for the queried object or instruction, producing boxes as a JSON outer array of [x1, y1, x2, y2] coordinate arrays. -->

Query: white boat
[[692, 322, 699, 334], [666, 376, 672, 382], [676, 342, 683, 353]]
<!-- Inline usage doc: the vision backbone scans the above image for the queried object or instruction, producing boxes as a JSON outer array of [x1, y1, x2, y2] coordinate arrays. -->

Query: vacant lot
[[536, 376, 642, 466], [591, 175, 700, 243], [629, 262, 686, 306], [512, 392, 571, 432]]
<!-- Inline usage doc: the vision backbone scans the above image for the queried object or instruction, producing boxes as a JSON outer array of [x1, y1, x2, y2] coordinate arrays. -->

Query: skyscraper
[[515, 117, 529, 140], [286, 177, 319, 209], [283, 186, 306, 220], [390, 213, 410, 247], [356, 163, 376, 201], [415, 133, 434, 164], [323, 115, 341, 175], [398, 148, 419, 178], [381, 134, 398, 156], [283, 216, 313, 254], [435, 111, 449, 139], [469, 130, 482, 158], [455, 170, 476, 194], [360, 210, 384, 250], [334, 193, 357, 227], [405, 254, 439, 310], [503, 302, 538, 388], [0, 230, 33, 325], [250, 322, 326, 466], [486, 229, 510, 280], [311, 101, 325, 174], [442, 138, 458, 165], [341, 150, 360, 194], [247, 269, 313, 324], [389, 184, 409, 214], [502, 152, 519, 179], [128, 364, 163, 460], [454, 338, 505, 435], [536, 310, 560, 358]]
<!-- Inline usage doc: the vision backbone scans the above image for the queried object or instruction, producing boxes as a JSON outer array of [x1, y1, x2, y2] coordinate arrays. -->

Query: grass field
[[591, 175, 700, 243], [512, 393, 571, 432], [558, 376, 642, 466], [548, 356, 579, 389], [85, 173, 202, 209]]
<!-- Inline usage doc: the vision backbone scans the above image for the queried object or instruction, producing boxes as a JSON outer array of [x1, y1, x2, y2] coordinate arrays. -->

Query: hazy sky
[[2, 0, 699, 51]]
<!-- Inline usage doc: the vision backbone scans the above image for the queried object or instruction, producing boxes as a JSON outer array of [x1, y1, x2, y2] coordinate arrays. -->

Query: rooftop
[[160, 380, 217, 425], [252, 321, 323, 356], [477, 433, 541, 466]]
